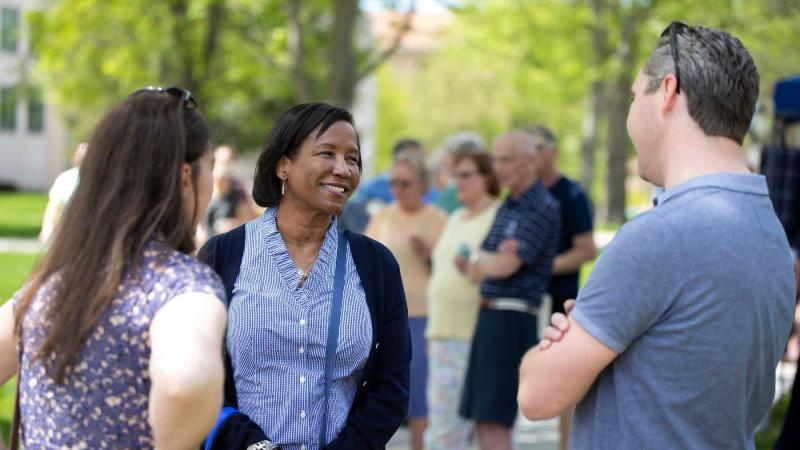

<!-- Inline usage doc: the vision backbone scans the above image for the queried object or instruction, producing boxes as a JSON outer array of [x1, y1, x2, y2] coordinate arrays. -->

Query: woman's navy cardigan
[[197, 225, 411, 450]]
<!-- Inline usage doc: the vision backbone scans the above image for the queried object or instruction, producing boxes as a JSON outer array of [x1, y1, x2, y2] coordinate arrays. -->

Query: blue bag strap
[[320, 230, 348, 448], [203, 406, 238, 450]]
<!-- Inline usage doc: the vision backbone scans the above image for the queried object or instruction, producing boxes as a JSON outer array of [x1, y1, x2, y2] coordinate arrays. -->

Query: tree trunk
[[580, 0, 609, 193], [329, 0, 358, 108], [167, 0, 195, 90], [287, 0, 311, 103], [581, 82, 603, 192], [202, 0, 225, 80], [603, 12, 637, 224]]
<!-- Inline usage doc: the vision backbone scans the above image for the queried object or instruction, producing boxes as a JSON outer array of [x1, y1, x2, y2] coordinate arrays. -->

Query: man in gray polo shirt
[[516, 23, 796, 449]]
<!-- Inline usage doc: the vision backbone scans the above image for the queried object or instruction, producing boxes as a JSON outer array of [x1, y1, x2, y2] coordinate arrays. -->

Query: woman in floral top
[[0, 87, 227, 449]]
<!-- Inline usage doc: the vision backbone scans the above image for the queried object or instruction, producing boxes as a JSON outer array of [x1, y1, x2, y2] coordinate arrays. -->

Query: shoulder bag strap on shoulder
[[320, 230, 348, 447]]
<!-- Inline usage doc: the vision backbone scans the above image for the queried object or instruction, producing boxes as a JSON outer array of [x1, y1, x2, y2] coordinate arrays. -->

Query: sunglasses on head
[[660, 21, 690, 94], [130, 85, 198, 109]]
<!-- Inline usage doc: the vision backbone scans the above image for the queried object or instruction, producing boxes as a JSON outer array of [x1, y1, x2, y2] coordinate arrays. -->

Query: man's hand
[[454, 255, 469, 275], [540, 299, 575, 350], [497, 238, 519, 255]]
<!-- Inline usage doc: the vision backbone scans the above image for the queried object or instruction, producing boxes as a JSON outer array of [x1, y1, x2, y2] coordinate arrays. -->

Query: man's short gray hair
[[524, 124, 557, 150], [393, 153, 430, 191], [643, 24, 759, 145]]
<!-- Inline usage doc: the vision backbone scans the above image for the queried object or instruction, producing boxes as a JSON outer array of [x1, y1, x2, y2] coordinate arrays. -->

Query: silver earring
[[281, 180, 285, 196]]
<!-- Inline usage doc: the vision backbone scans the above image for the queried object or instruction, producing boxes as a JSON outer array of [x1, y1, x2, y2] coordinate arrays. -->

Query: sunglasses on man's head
[[660, 21, 690, 94], [130, 85, 198, 110]]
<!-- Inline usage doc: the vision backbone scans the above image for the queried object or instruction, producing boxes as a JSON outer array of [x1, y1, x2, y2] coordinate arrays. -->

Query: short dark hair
[[524, 124, 557, 149], [452, 149, 500, 197], [392, 138, 423, 157], [643, 24, 759, 145], [253, 103, 361, 208]]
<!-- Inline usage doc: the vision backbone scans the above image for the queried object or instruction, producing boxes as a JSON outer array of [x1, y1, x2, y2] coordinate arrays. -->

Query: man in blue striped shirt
[[456, 131, 560, 450]]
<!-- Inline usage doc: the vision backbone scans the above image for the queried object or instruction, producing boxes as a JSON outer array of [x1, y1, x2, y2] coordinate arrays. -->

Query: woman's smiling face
[[279, 120, 361, 215]]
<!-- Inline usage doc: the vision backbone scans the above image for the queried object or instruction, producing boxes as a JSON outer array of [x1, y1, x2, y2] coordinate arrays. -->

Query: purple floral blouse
[[13, 240, 224, 449]]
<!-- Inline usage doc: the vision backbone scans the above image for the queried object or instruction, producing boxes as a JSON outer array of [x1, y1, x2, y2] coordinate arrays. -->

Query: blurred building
[[367, 7, 453, 76], [0, 0, 66, 191], [355, 6, 451, 179]]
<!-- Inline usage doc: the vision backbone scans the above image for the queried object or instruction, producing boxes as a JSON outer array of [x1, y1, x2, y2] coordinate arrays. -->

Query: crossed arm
[[517, 312, 618, 420]]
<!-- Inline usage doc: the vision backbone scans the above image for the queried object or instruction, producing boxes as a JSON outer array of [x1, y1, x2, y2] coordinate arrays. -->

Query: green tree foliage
[[375, 0, 800, 219], [376, 0, 593, 169], [29, 0, 295, 148], [27, 0, 405, 150]]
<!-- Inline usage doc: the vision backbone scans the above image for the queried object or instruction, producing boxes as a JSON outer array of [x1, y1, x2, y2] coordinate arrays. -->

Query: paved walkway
[[387, 416, 559, 450], [387, 362, 797, 449], [0, 237, 42, 253]]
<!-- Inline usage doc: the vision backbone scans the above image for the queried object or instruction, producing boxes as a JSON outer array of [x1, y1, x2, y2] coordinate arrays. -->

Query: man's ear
[[660, 74, 680, 116]]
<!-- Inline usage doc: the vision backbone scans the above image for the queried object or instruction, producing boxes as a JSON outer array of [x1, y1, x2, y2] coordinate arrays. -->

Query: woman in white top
[[425, 150, 501, 450]]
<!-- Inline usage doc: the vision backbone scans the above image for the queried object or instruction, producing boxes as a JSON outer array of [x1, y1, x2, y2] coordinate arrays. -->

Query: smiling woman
[[198, 103, 411, 450]]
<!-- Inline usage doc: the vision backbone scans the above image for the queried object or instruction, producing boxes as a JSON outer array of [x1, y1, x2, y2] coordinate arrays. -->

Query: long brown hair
[[14, 92, 210, 383]]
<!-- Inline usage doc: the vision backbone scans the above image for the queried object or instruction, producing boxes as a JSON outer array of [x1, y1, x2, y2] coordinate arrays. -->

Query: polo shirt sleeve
[[571, 212, 679, 353], [568, 186, 593, 235]]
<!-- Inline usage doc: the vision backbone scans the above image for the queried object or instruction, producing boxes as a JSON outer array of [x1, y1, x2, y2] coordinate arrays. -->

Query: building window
[[0, 87, 16, 131], [28, 89, 44, 132], [1, 8, 19, 53]]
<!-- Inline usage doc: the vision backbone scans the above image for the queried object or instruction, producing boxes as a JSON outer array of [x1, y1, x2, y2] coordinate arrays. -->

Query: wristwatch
[[246, 440, 282, 450], [469, 252, 481, 266]]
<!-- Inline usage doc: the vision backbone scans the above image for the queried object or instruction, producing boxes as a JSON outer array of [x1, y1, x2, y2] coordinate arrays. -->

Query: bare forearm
[[473, 251, 522, 280], [553, 234, 596, 275], [518, 318, 616, 421], [148, 294, 227, 450], [149, 364, 223, 450], [0, 302, 18, 384], [553, 247, 595, 275]]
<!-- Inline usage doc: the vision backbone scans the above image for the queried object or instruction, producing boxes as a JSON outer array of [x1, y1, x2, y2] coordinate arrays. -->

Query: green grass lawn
[[0, 252, 39, 302], [757, 392, 791, 449], [0, 192, 48, 238]]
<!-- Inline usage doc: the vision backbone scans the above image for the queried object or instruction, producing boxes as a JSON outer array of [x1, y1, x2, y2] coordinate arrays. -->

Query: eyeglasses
[[389, 179, 413, 189], [130, 85, 198, 109], [660, 21, 690, 94], [454, 170, 479, 180]]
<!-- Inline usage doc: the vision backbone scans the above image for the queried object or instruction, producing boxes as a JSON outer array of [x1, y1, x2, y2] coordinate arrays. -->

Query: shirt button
[[375, 342, 380, 350], [300, 410, 306, 419], [300, 319, 306, 325], [362, 380, 368, 388], [301, 446, 306, 450], [300, 376, 306, 384], [299, 347, 305, 354]]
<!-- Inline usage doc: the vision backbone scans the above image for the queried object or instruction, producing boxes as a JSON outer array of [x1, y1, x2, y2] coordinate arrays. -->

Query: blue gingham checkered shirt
[[227, 209, 372, 450]]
